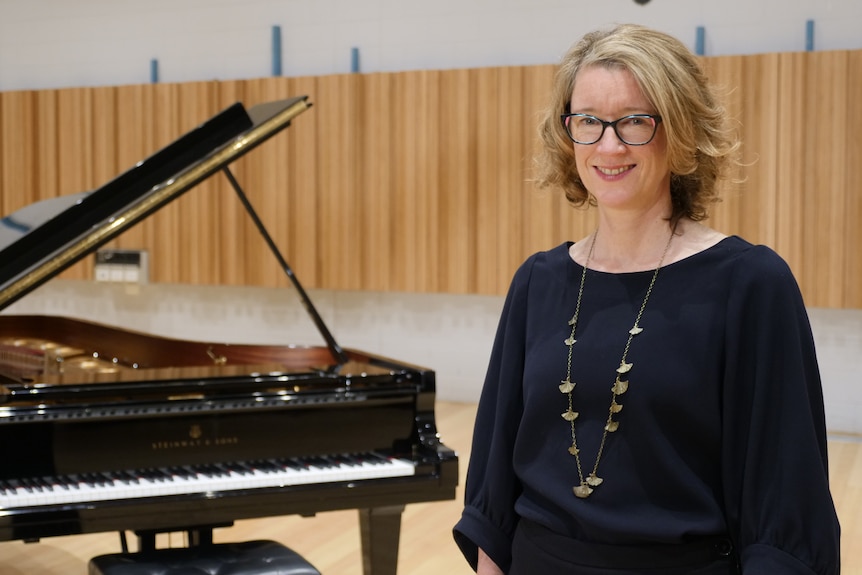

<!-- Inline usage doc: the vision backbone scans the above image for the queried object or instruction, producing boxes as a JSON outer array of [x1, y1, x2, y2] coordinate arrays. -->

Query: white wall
[[0, 0, 860, 92]]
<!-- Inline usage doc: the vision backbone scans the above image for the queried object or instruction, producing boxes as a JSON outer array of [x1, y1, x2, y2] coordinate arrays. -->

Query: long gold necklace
[[561, 228, 674, 499]]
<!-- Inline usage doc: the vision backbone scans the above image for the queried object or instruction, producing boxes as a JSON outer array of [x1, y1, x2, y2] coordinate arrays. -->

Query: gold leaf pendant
[[612, 378, 629, 395], [559, 379, 575, 393], [567, 445, 579, 456], [605, 420, 620, 432], [564, 336, 576, 346], [561, 409, 579, 421], [573, 483, 593, 498], [616, 361, 633, 374], [629, 325, 643, 335], [586, 473, 603, 487]]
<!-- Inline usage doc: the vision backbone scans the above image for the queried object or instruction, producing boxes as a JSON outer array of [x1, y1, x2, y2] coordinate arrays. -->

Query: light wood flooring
[[0, 402, 859, 574]]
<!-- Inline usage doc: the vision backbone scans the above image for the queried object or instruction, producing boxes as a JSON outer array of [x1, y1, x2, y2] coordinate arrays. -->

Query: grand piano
[[0, 96, 459, 574]]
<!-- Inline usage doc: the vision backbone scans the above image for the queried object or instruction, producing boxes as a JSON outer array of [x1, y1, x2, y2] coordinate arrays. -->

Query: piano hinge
[[206, 347, 227, 365]]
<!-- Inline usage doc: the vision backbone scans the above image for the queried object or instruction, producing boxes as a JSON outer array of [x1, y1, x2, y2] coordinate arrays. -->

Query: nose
[[594, 125, 626, 152]]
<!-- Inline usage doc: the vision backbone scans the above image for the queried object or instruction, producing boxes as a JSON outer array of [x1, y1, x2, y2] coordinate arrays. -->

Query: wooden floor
[[0, 401, 859, 574]]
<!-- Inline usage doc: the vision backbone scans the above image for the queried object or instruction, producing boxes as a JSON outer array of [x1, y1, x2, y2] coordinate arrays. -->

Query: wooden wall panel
[[1, 50, 860, 307], [0, 91, 36, 215]]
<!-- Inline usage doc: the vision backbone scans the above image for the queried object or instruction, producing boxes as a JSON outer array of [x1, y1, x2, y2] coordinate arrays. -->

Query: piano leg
[[358, 505, 405, 575]]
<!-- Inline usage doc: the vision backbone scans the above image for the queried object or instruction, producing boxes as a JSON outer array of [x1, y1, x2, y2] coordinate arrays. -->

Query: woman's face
[[568, 65, 671, 215]]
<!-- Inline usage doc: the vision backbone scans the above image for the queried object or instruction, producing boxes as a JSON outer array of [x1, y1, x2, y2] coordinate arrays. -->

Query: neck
[[588, 211, 676, 273]]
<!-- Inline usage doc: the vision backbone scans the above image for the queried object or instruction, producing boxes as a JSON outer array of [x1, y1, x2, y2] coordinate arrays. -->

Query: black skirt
[[509, 519, 740, 575]]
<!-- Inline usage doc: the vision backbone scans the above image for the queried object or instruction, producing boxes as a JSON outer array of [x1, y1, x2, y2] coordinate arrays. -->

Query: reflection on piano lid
[[0, 96, 458, 575]]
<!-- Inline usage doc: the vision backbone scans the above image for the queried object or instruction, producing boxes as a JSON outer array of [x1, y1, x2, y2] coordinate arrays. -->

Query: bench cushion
[[88, 540, 321, 575]]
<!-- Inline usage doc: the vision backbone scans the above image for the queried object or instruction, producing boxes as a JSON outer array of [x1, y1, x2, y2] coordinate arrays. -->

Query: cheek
[[573, 146, 589, 172]]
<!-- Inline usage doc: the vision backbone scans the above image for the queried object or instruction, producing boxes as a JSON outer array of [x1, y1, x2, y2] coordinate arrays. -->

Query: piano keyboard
[[0, 453, 415, 509]]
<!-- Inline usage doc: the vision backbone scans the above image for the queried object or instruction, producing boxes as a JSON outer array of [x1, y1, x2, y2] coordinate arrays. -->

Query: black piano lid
[[0, 95, 312, 313]]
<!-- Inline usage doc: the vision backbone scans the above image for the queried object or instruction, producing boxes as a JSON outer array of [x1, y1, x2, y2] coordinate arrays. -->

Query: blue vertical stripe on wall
[[150, 59, 159, 83], [351, 47, 360, 73], [806, 19, 815, 51], [695, 26, 705, 56], [272, 25, 282, 76]]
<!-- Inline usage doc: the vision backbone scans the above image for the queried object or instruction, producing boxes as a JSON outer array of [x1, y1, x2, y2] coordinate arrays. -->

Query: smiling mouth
[[596, 165, 634, 176]]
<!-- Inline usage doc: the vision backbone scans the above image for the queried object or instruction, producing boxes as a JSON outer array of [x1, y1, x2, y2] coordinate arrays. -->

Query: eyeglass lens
[[564, 115, 658, 145]]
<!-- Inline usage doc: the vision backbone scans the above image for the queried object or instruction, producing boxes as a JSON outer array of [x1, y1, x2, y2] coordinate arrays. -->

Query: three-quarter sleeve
[[453, 257, 534, 572], [721, 246, 841, 574]]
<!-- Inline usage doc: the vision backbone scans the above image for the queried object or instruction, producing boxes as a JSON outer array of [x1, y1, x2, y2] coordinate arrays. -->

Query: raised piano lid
[[0, 93, 434, 411], [0, 94, 395, 401], [0, 95, 311, 312]]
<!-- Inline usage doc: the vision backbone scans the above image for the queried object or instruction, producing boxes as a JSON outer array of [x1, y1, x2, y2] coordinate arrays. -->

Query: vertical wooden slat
[[0, 91, 37, 214], [244, 76, 293, 289], [286, 75, 320, 289], [474, 67, 499, 295], [438, 69, 476, 294], [701, 55, 744, 237], [315, 74, 362, 291], [175, 82, 219, 285], [739, 53, 780, 248], [362, 72, 394, 292], [115, 82, 156, 254], [844, 51, 862, 308], [208, 80, 246, 287], [774, 52, 807, 280], [143, 84, 181, 282], [415, 70, 442, 293], [392, 71, 421, 292], [90, 87, 118, 191], [521, 65, 560, 257], [802, 51, 848, 308], [493, 66, 525, 292]]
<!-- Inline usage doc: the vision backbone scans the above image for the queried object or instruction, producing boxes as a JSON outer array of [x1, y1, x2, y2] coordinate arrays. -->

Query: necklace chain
[[562, 228, 674, 499]]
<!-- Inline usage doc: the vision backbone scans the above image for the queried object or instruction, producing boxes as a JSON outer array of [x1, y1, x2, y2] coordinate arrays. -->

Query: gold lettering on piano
[[150, 424, 239, 450], [151, 436, 240, 450]]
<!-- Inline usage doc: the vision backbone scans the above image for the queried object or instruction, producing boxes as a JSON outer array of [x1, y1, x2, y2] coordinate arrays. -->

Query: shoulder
[[720, 237, 796, 282], [715, 237, 807, 308], [510, 242, 573, 286]]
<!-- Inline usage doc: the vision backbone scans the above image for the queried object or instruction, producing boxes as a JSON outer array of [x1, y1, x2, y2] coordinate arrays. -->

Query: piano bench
[[88, 540, 321, 575]]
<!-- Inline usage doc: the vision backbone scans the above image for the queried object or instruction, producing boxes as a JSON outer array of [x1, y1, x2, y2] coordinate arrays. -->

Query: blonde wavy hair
[[535, 24, 740, 224]]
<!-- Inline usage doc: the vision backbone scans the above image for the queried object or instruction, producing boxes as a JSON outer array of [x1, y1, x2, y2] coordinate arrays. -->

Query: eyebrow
[[568, 107, 656, 117]]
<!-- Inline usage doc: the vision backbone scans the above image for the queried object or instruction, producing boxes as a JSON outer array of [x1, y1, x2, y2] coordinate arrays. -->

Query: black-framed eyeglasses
[[561, 113, 663, 146]]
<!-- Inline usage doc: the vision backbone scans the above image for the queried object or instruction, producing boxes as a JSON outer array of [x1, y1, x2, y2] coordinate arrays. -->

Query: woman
[[453, 24, 840, 574]]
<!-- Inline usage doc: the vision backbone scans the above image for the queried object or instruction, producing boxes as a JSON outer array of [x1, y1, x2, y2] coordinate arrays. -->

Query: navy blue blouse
[[453, 237, 840, 574]]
